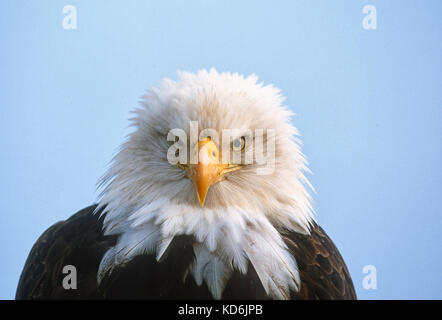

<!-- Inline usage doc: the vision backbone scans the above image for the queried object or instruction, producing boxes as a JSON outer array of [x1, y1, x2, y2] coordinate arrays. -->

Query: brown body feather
[[16, 205, 356, 300]]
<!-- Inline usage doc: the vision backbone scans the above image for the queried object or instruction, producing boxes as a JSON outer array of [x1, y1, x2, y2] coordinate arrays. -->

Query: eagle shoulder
[[15, 205, 116, 299], [283, 223, 357, 300]]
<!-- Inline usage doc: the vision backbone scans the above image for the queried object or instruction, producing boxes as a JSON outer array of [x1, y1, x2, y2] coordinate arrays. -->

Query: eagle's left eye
[[232, 137, 246, 152]]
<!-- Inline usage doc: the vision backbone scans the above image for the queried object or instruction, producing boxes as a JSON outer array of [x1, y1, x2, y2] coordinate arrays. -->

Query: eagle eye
[[232, 137, 246, 152]]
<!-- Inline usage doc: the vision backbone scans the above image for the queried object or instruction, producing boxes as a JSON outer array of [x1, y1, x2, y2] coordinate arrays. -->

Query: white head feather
[[96, 69, 315, 299]]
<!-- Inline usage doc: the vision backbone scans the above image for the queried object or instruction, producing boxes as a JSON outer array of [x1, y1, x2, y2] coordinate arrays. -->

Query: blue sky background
[[1, 0, 441, 299]]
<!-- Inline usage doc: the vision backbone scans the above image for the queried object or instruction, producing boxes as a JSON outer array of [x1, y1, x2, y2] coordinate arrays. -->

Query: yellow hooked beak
[[183, 138, 241, 207]]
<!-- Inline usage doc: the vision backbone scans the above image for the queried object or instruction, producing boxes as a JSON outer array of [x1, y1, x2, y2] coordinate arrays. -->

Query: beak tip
[[197, 193, 206, 207]]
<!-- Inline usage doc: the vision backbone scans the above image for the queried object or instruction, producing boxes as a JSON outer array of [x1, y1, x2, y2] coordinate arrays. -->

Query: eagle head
[[96, 69, 315, 299]]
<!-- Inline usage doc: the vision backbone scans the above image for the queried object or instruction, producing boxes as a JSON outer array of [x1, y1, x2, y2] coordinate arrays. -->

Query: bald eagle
[[16, 69, 356, 300]]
